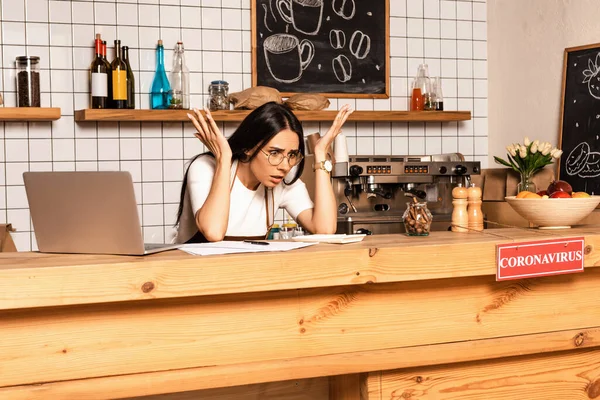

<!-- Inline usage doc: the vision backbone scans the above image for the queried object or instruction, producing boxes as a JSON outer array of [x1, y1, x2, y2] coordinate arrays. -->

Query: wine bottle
[[102, 41, 113, 106], [150, 39, 172, 109], [110, 40, 128, 109], [170, 41, 190, 109], [122, 46, 135, 109], [89, 34, 108, 109]]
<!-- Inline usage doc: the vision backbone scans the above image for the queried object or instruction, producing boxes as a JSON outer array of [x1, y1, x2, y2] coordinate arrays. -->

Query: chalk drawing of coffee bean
[[329, 29, 346, 49], [332, 54, 352, 83], [332, 0, 355, 20], [349, 30, 370, 60]]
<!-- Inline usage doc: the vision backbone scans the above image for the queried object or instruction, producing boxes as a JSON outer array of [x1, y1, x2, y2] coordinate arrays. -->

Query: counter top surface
[[1, 227, 599, 310]]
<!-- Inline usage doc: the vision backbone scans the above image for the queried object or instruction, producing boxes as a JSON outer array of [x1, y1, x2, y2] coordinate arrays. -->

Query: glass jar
[[16, 56, 41, 107], [402, 200, 433, 236], [517, 171, 536, 193], [208, 80, 229, 111]]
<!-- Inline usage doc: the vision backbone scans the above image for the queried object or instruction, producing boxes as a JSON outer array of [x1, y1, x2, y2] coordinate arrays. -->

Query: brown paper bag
[[228, 86, 282, 110], [284, 94, 330, 111], [0, 224, 17, 252]]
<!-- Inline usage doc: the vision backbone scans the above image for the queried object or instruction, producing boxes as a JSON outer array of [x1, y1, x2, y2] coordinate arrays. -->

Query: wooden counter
[[1, 227, 600, 399]]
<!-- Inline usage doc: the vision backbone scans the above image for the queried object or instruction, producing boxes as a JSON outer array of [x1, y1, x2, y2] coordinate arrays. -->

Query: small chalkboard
[[251, 0, 389, 98], [559, 43, 600, 194]]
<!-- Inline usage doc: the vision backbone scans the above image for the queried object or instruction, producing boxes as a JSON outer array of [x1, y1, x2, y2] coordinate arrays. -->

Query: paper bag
[[0, 224, 17, 252]]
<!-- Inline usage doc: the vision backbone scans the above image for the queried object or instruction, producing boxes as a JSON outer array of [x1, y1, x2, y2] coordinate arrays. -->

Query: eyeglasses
[[260, 149, 304, 167]]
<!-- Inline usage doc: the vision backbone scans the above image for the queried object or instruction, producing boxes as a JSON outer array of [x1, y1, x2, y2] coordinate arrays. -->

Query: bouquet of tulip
[[494, 137, 562, 176]]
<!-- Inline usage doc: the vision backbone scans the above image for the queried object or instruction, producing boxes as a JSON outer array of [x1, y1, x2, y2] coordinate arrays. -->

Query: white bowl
[[505, 195, 600, 229]]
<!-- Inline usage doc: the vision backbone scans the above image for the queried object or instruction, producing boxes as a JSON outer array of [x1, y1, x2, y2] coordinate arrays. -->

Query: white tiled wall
[[0, 0, 487, 251]]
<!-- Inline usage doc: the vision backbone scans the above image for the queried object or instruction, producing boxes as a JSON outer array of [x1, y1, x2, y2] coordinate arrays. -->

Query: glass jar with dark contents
[[207, 80, 229, 111], [16, 56, 41, 107]]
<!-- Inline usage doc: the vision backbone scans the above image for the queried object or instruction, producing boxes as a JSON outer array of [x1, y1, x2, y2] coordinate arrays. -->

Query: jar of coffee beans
[[402, 196, 432, 236], [16, 56, 41, 107], [207, 80, 229, 111]]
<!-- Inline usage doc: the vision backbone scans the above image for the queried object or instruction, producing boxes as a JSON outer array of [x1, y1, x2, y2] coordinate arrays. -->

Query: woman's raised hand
[[187, 108, 232, 163], [313, 104, 354, 159]]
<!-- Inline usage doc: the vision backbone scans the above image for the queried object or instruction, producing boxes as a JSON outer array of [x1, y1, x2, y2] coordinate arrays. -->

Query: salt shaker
[[451, 183, 468, 233], [467, 183, 484, 232]]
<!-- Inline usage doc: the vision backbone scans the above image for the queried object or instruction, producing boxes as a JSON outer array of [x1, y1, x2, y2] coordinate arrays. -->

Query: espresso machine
[[333, 154, 481, 235]]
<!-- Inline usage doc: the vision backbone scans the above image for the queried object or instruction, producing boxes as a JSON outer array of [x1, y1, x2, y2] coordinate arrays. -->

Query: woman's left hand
[[313, 104, 354, 160]]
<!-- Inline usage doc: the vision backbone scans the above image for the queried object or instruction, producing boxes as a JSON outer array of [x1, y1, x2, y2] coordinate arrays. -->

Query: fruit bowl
[[505, 195, 600, 229]]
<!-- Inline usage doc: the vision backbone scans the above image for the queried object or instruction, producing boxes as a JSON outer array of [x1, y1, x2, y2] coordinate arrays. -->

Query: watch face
[[323, 160, 333, 172]]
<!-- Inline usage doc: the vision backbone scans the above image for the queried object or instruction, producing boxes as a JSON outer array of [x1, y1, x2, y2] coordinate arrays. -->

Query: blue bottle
[[150, 39, 172, 109]]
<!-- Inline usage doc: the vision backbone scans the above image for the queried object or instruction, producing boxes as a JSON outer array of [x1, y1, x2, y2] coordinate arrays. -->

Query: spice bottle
[[467, 183, 484, 232], [16, 56, 41, 107], [402, 196, 433, 236], [268, 224, 280, 240], [432, 77, 444, 111], [208, 80, 229, 111], [410, 64, 432, 111], [451, 183, 468, 233]]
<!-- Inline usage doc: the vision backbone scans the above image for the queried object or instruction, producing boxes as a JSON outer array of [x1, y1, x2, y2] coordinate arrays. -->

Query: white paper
[[179, 241, 316, 256], [291, 234, 366, 244]]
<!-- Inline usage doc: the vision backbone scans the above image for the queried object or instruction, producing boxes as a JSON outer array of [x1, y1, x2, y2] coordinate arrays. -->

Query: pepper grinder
[[467, 183, 484, 232], [451, 183, 468, 233]]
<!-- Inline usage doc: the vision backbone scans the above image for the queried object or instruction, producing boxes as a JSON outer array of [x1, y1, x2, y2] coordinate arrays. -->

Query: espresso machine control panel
[[332, 154, 481, 235]]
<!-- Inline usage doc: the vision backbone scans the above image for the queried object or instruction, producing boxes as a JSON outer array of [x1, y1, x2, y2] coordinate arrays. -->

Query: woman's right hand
[[187, 108, 232, 163]]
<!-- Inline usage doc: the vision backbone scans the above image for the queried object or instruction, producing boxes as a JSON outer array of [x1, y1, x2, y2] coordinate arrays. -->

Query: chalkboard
[[251, 0, 389, 98], [559, 43, 600, 195]]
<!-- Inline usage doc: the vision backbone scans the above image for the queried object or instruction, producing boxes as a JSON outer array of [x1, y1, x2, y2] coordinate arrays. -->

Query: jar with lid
[[208, 80, 229, 111], [402, 197, 433, 236], [16, 56, 41, 107]]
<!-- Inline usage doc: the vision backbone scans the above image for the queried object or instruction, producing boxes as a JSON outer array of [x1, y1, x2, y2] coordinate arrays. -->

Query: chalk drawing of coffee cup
[[264, 34, 315, 83], [276, 0, 323, 36]]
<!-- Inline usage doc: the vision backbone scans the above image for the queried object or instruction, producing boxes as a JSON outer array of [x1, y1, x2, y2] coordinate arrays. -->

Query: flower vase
[[517, 172, 536, 193]]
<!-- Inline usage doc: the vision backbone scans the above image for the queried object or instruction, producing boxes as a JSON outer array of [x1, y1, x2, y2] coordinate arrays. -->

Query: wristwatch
[[313, 160, 333, 173]]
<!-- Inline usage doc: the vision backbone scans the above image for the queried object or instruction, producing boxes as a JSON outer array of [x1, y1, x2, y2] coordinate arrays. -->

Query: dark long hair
[[175, 102, 305, 226]]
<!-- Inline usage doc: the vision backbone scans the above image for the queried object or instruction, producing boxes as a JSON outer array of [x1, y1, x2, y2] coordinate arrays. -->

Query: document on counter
[[179, 241, 317, 256]]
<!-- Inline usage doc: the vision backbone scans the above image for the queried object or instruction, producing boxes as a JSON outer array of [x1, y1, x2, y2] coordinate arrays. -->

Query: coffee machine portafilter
[[332, 154, 481, 235]]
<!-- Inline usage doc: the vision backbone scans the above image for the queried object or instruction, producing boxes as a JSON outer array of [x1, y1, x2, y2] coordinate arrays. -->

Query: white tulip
[[541, 143, 552, 155], [524, 137, 531, 146], [506, 144, 514, 153], [552, 149, 563, 159], [519, 145, 528, 157], [530, 143, 538, 153], [532, 139, 540, 147], [509, 147, 517, 157]]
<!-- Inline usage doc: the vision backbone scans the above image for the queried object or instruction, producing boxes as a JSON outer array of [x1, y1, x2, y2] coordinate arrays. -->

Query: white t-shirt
[[176, 155, 314, 243]]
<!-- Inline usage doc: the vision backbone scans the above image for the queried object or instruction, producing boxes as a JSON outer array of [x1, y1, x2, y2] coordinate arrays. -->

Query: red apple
[[549, 191, 571, 198], [536, 190, 548, 196], [547, 180, 573, 196]]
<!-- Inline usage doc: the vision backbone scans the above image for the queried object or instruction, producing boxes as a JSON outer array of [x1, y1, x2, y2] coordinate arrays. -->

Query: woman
[[175, 101, 353, 243]]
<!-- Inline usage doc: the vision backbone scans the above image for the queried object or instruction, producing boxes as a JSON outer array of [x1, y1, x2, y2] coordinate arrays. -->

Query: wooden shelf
[[75, 109, 471, 123], [0, 107, 61, 121]]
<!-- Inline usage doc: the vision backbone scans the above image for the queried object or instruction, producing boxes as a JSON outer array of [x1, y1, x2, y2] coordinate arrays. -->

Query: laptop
[[23, 171, 180, 256]]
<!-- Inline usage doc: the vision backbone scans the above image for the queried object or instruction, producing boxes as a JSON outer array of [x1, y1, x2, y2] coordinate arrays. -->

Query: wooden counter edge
[[1, 228, 599, 311], [2, 326, 598, 399]]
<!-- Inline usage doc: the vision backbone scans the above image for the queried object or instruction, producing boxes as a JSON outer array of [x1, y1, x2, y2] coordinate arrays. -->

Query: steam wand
[[344, 179, 358, 213]]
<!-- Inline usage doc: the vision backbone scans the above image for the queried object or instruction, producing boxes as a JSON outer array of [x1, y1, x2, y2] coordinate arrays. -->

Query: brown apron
[[186, 161, 274, 243]]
